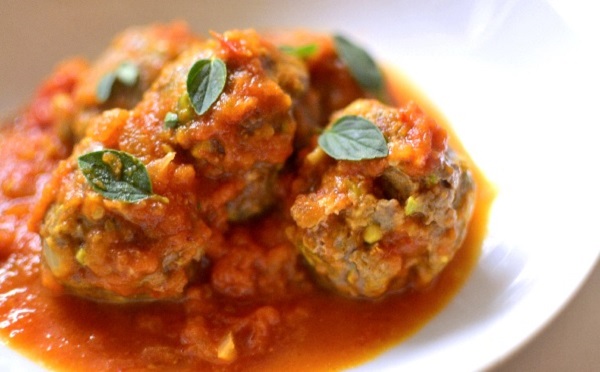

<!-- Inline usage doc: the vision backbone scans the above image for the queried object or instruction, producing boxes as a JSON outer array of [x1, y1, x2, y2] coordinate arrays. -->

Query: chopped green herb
[[96, 74, 117, 103], [164, 111, 179, 129], [96, 61, 140, 103], [318, 115, 388, 161], [114, 61, 139, 87], [186, 58, 227, 115], [425, 174, 440, 187], [404, 196, 421, 216], [176, 92, 194, 122], [333, 34, 383, 95], [77, 149, 153, 202], [279, 44, 318, 59]]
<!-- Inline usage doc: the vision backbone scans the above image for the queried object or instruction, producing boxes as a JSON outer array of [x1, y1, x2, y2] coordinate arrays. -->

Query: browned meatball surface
[[37, 30, 308, 301], [289, 99, 475, 298]]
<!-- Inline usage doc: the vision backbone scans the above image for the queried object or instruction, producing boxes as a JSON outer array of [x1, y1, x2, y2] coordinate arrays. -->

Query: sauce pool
[[0, 66, 495, 371]]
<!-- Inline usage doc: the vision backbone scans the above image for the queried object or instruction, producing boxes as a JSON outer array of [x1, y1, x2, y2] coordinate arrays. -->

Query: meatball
[[289, 99, 475, 298], [39, 135, 212, 301], [70, 22, 196, 140], [36, 29, 308, 301], [154, 29, 307, 222]]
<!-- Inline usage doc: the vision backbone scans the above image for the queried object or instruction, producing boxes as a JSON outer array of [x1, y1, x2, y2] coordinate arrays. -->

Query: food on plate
[[0, 22, 489, 371], [36, 29, 308, 301], [289, 99, 475, 298]]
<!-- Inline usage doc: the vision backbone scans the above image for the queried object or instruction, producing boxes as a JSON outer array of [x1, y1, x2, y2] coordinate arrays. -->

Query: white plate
[[1, 1, 599, 371]]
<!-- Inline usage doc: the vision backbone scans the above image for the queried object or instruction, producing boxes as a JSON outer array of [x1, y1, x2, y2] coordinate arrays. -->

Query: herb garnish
[[186, 58, 227, 115], [317, 115, 388, 161], [279, 44, 318, 59], [96, 61, 140, 103], [404, 195, 422, 216], [164, 112, 179, 129], [77, 149, 153, 202], [333, 35, 383, 95]]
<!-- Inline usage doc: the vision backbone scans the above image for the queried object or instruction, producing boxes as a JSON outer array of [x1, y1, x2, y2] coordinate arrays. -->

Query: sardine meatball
[[289, 99, 475, 298], [37, 30, 308, 301]]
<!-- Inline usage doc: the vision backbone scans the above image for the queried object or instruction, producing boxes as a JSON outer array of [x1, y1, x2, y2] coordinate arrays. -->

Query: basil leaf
[[114, 61, 139, 87], [318, 115, 388, 161], [96, 61, 140, 103], [164, 111, 179, 129], [96, 73, 117, 103], [186, 58, 227, 115], [333, 35, 383, 95], [280, 44, 318, 59], [78, 149, 153, 202]]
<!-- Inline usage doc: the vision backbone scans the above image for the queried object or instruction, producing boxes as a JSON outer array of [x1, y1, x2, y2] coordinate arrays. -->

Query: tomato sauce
[[0, 56, 494, 371]]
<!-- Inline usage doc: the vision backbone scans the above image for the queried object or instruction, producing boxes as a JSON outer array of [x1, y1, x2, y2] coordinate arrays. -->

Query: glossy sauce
[[0, 66, 494, 371]]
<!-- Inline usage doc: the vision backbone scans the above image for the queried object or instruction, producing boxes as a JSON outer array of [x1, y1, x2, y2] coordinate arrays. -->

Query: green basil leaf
[[279, 44, 318, 59], [96, 73, 117, 103], [77, 149, 153, 202], [96, 61, 139, 103], [318, 115, 388, 161], [333, 35, 383, 94], [115, 61, 139, 87], [186, 58, 227, 115], [164, 111, 179, 129]]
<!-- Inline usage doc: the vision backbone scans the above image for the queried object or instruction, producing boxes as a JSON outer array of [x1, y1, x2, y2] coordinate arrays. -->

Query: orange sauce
[[0, 68, 495, 371]]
